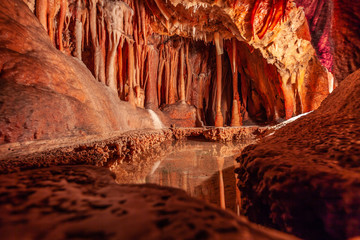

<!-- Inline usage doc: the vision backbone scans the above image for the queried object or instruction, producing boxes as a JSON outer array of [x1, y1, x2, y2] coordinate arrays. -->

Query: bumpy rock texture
[[0, 165, 299, 240], [332, 0, 360, 82], [0, 0, 156, 144], [236, 68, 360, 240]]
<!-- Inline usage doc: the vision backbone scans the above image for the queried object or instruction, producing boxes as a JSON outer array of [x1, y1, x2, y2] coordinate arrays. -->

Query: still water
[[109, 140, 253, 213]]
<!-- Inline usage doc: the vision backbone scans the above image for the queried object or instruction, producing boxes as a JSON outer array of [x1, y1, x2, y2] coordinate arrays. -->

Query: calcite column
[[145, 47, 159, 109], [185, 41, 192, 103], [74, 0, 83, 60], [214, 32, 224, 127], [36, 0, 48, 31], [231, 38, 241, 126], [179, 43, 186, 102]]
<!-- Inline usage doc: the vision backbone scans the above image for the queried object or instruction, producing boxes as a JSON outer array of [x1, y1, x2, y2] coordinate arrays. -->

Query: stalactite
[[58, 0, 66, 51], [185, 40, 192, 103], [128, 40, 136, 107], [157, 45, 165, 106], [81, 8, 88, 50], [118, 41, 124, 98], [85, 9, 89, 47], [89, 0, 99, 80], [179, 42, 185, 102], [169, 46, 179, 104], [36, 0, 48, 32], [104, 1, 126, 92], [165, 45, 170, 105], [145, 47, 159, 109], [230, 38, 241, 126], [99, 8, 107, 84], [47, 0, 57, 45], [140, 1, 147, 44], [214, 32, 224, 127], [73, 0, 83, 60]]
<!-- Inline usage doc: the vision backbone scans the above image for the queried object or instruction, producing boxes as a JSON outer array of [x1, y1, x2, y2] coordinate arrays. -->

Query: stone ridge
[[0, 126, 267, 174]]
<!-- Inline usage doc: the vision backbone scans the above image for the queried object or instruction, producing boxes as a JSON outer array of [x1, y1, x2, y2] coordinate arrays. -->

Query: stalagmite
[[231, 38, 241, 126], [58, 0, 66, 51], [214, 32, 224, 127], [154, 0, 171, 20], [74, 0, 83, 60], [36, 0, 48, 31], [179, 43, 186, 102]]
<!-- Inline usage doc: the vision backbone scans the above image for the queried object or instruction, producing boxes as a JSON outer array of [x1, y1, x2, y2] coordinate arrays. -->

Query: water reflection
[[109, 139, 253, 213]]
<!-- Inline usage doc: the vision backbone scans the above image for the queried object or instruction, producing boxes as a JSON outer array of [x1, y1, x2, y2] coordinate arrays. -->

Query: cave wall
[[18, 0, 333, 127]]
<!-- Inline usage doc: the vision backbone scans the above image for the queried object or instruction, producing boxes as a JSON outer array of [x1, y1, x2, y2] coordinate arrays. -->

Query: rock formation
[[236, 68, 360, 240], [0, 0, 155, 144], [17, 0, 332, 128]]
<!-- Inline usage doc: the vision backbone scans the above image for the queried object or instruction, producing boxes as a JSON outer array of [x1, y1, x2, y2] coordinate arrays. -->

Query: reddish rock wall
[[236, 68, 360, 240], [332, 0, 360, 82]]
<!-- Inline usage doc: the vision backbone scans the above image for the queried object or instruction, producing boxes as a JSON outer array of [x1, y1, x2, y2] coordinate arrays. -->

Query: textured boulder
[[0, 165, 299, 240], [0, 0, 155, 144], [235, 68, 360, 240]]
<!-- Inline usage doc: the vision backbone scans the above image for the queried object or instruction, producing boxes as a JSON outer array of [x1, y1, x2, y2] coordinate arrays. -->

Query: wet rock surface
[[0, 126, 266, 174], [236, 69, 360, 240], [0, 165, 299, 240]]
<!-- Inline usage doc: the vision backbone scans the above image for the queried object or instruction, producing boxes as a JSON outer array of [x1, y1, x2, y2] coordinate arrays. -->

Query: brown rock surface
[[0, 0, 155, 144], [235, 69, 360, 240], [0, 165, 300, 240]]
